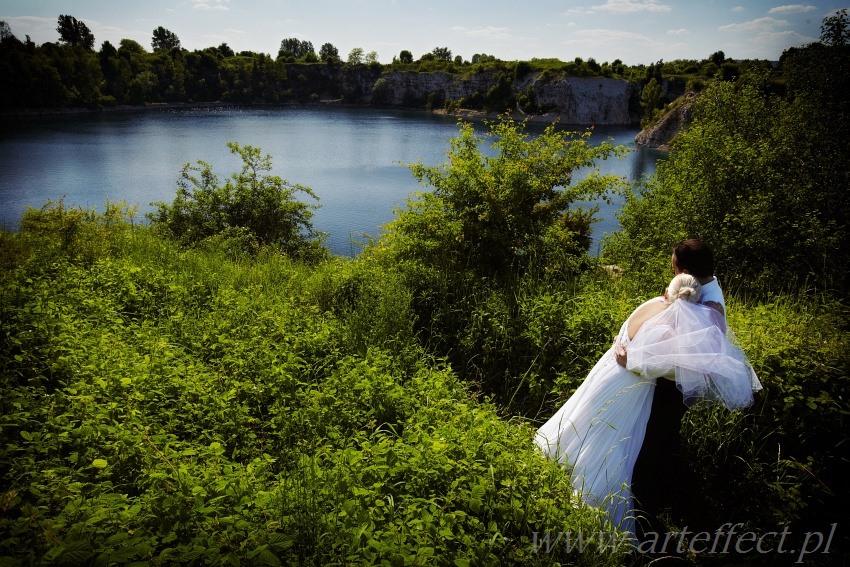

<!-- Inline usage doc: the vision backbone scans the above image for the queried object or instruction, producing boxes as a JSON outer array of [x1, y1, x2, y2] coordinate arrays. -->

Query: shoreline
[[0, 102, 640, 129]]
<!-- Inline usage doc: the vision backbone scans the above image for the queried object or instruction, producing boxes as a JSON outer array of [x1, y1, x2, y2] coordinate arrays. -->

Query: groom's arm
[[704, 301, 724, 317]]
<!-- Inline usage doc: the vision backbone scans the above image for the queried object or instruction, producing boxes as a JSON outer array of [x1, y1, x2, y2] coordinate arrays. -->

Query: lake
[[0, 106, 662, 257]]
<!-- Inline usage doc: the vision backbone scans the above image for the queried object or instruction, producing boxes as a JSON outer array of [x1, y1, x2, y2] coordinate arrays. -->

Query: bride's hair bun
[[666, 274, 702, 304]]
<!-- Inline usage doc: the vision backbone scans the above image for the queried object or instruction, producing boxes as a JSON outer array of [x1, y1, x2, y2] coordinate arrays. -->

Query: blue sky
[[1, 1, 845, 64]]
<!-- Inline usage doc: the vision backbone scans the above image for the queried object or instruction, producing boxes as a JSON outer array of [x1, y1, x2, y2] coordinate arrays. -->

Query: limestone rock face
[[296, 65, 642, 125], [529, 77, 639, 125], [635, 92, 699, 150], [365, 70, 641, 125]]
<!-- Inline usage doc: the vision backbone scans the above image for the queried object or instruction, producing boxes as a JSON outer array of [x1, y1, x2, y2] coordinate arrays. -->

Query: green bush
[[372, 119, 625, 281], [365, 119, 627, 411], [149, 142, 326, 261]]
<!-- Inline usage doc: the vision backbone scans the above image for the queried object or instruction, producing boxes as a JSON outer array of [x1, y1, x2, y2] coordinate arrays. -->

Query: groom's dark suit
[[630, 277, 726, 536], [630, 377, 688, 534]]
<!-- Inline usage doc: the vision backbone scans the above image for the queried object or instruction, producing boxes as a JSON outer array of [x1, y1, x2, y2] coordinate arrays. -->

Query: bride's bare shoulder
[[627, 298, 667, 340]]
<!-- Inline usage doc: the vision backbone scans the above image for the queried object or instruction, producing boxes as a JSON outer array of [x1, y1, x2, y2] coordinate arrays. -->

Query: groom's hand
[[614, 341, 627, 367]]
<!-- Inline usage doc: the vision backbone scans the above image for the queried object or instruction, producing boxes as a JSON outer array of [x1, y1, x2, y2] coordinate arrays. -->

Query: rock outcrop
[[634, 92, 699, 150]]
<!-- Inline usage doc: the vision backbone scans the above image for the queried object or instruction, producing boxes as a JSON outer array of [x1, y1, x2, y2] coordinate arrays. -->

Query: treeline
[[0, 15, 774, 115]]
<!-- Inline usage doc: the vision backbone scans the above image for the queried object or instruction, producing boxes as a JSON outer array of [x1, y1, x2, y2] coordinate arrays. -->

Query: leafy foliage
[[821, 8, 849, 46], [604, 53, 850, 294], [318, 42, 338, 62], [56, 14, 94, 51], [381, 120, 625, 280], [151, 26, 180, 52], [0, 204, 625, 566], [278, 37, 314, 61], [676, 294, 850, 552], [149, 142, 324, 260], [365, 120, 627, 411]]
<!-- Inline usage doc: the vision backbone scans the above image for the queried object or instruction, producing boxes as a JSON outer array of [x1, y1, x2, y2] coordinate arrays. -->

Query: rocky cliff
[[518, 74, 640, 125], [288, 64, 642, 126], [634, 92, 699, 150], [372, 70, 641, 125]]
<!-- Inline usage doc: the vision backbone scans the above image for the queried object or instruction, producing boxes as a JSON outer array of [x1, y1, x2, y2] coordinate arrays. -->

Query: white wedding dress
[[535, 298, 761, 538]]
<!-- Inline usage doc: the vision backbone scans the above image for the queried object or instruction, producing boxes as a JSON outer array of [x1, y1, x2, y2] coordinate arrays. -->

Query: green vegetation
[[148, 142, 325, 261], [1, 12, 848, 565], [605, 41, 850, 293], [365, 120, 628, 410], [0, 198, 628, 566]]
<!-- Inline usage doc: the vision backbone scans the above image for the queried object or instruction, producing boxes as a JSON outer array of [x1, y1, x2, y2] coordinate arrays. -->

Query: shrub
[[677, 294, 850, 548], [149, 142, 325, 260]]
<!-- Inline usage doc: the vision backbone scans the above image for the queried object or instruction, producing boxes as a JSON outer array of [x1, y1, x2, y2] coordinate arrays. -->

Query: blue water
[[0, 106, 662, 256]]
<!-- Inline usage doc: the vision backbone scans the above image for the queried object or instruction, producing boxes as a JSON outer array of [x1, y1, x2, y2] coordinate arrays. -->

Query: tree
[[151, 26, 180, 52], [364, 50, 378, 64], [149, 142, 321, 258], [709, 50, 726, 66], [347, 47, 364, 64], [0, 20, 13, 42], [218, 42, 234, 57], [374, 120, 624, 279], [605, 72, 850, 293], [431, 46, 452, 61], [398, 49, 413, 63], [821, 8, 849, 46], [319, 42, 339, 62], [57, 15, 94, 50], [471, 53, 497, 64], [639, 77, 663, 126], [278, 37, 314, 60]]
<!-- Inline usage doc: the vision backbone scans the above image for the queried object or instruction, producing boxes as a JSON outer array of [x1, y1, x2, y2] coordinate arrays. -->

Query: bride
[[534, 273, 761, 538]]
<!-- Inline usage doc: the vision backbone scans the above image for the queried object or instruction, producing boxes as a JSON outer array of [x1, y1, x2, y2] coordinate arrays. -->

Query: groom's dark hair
[[673, 239, 714, 278]]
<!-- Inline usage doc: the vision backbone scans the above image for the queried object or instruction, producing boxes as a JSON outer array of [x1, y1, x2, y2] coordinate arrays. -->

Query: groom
[[615, 239, 725, 536]]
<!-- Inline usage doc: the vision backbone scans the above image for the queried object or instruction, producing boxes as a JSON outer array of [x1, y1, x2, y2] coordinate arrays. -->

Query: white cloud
[[452, 26, 510, 39], [3, 15, 55, 36], [731, 6, 746, 12], [565, 0, 671, 15], [727, 29, 818, 58], [719, 17, 788, 32], [667, 28, 688, 35], [562, 28, 663, 48], [768, 5, 817, 14], [592, 0, 671, 12], [193, 1, 230, 11]]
